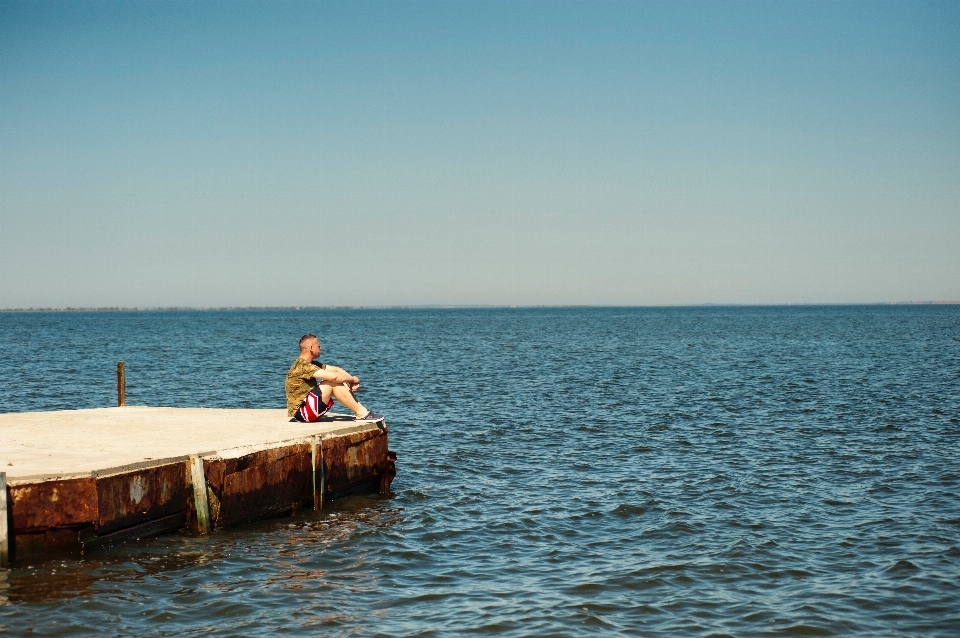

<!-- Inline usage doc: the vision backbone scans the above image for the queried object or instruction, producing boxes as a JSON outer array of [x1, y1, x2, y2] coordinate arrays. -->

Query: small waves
[[1, 306, 959, 635]]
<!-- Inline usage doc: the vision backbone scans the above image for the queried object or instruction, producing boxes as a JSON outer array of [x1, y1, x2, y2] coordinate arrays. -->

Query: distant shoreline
[[2, 302, 959, 312]]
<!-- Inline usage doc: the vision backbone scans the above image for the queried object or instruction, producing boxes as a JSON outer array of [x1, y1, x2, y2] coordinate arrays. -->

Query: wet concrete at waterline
[[1, 306, 959, 635]]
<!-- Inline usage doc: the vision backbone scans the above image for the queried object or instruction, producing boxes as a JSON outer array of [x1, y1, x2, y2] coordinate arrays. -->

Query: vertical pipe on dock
[[311, 437, 319, 510], [116, 361, 126, 407], [189, 456, 211, 534], [0, 472, 8, 568], [319, 435, 325, 510], [311, 435, 325, 510]]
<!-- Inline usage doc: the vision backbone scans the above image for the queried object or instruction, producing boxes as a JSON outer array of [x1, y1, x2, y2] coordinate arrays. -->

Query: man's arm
[[314, 366, 360, 389]]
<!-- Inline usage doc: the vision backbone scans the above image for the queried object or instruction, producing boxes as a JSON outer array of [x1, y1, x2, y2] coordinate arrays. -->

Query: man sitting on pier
[[286, 334, 384, 424]]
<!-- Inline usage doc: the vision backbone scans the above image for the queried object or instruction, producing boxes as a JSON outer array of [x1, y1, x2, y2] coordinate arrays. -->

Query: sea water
[[1, 306, 958, 636]]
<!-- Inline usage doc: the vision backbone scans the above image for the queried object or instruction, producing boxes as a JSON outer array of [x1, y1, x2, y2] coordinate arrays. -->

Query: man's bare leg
[[318, 381, 368, 418]]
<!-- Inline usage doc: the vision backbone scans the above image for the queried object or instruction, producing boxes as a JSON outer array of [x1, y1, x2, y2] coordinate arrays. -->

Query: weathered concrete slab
[[0, 407, 395, 563]]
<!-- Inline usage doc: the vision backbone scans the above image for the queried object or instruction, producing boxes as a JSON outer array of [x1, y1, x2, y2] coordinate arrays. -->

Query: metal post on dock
[[319, 436, 325, 509], [189, 455, 211, 534], [311, 437, 318, 510], [312, 435, 325, 510], [116, 361, 126, 407], [0, 472, 8, 568]]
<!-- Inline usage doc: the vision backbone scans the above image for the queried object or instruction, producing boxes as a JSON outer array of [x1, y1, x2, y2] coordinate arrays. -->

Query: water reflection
[[4, 494, 401, 606], [5, 546, 221, 604]]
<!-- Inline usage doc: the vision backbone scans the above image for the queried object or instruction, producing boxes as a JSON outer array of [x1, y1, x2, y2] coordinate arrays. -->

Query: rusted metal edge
[[6, 454, 205, 485], [212, 422, 386, 461], [79, 511, 185, 549], [326, 474, 385, 498]]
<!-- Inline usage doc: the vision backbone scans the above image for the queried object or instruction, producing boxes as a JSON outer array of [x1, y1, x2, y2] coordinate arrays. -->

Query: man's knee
[[315, 383, 334, 402]]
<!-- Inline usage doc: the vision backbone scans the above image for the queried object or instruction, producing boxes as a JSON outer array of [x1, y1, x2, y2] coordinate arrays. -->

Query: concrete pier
[[0, 407, 396, 564]]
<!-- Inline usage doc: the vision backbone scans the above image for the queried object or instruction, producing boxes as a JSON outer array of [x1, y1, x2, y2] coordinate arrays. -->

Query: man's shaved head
[[299, 334, 318, 351]]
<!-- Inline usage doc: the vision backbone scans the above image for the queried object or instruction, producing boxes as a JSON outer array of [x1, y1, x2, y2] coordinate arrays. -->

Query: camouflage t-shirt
[[285, 358, 327, 416]]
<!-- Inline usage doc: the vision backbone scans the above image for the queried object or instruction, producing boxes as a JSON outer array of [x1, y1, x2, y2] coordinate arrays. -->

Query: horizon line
[[2, 301, 960, 312]]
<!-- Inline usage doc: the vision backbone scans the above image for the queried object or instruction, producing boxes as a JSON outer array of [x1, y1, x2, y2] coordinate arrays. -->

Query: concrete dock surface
[[0, 407, 396, 565], [1, 406, 379, 482]]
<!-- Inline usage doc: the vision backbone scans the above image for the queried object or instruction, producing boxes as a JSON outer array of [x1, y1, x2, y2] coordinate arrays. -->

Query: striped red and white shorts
[[294, 388, 334, 422]]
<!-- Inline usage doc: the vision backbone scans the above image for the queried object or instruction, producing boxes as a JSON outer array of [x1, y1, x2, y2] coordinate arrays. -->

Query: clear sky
[[1, 0, 958, 308]]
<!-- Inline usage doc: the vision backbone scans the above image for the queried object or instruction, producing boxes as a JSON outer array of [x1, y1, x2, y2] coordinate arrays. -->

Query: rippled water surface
[[1, 306, 959, 636]]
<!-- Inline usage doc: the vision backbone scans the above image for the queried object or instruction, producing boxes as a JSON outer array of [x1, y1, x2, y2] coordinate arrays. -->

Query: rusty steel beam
[[9, 477, 99, 532], [218, 444, 312, 527], [80, 512, 186, 549], [320, 425, 392, 496], [96, 464, 186, 535]]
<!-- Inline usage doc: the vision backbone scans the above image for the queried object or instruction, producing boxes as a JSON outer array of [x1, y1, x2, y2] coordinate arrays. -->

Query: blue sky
[[1, 0, 958, 307]]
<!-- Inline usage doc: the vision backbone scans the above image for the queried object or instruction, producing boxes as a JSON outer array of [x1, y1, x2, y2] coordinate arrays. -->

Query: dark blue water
[[1, 307, 959, 636]]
